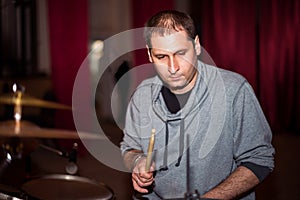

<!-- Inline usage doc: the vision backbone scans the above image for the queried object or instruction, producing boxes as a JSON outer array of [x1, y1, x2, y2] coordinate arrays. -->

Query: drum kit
[[0, 85, 115, 200]]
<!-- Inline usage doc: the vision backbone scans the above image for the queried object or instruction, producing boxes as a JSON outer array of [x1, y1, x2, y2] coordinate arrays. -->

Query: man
[[120, 10, 274, 200]]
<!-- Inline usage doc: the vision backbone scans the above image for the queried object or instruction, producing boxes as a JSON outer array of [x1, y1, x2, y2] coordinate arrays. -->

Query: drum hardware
[[2, 138, 23, 161], [21, 144, 116, 200], [160, 135, 202, 200], [38, 142, 78, 175], [0, 84, 114, 199], [0, 151, 12, 179], [166, 135, 202, 200], [0, 137, 39, 183], [0, 191, 25, 200], [12, 83, 24, 135], [0, 84, 103, 140], [21, 174, 115, 200], [0, 145, 32, 196], [0, 138, 39, 160], [0, 184, 27, 200], [184, 134, 200, 200]]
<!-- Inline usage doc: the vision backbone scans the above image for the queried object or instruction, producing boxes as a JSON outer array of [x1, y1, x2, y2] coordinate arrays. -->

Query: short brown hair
[[144, 10, 196, 47]]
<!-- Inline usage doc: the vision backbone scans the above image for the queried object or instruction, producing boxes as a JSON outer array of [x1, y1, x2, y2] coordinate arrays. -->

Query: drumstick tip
[[151, 128, 155, 134]]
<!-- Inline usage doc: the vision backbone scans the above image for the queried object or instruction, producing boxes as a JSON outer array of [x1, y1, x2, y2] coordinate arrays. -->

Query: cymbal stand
[[12, 83, 25, 134], [39, 142, 78, 175], [184, 134, 200, 200], [0, 138, 32, 188], [0, 84, 27, 173]]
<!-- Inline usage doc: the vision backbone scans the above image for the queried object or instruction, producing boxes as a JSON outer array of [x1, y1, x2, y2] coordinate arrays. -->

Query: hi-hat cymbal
[[0, 93, 71, 110], [0, 120, 105, 140]]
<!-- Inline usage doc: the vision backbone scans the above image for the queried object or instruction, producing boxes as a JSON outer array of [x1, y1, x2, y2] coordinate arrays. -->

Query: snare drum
[[21, 174, 114, 200]]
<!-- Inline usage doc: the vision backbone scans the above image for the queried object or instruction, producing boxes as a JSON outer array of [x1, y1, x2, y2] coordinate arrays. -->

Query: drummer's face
[[147, 30, 201, 94]]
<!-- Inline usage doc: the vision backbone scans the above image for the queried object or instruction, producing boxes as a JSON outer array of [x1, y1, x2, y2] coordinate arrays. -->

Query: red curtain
[[48, 0, 89, 130], [259, 0, 300, 132], [198, 0, 300, 132], [200, 0, 257, 89], [131, 0, 174, 66]]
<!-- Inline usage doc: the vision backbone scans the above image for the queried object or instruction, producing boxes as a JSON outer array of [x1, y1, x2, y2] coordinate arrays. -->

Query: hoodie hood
[[150, 61, 209, 122], [122, 60, 226, 169], [147, 60, 225, 169]]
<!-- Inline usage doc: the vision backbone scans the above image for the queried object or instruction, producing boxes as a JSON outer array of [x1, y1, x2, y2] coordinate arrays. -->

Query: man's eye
[[177, 51, 186, 56], [156, 55, 166, 59]]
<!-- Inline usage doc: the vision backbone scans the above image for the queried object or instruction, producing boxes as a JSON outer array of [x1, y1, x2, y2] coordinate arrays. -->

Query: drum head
[[21, 174, 114, 200]]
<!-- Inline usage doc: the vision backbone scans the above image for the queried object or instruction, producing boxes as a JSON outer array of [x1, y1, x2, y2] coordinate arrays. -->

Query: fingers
[[131, 156, 155, 193], [132, 172, 154, 185], [132, 171, 154, 193], [132, 176, 154, 193], [132, 177, 149, 193]]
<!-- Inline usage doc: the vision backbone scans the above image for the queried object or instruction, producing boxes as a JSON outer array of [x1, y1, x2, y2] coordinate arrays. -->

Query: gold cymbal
[[0, 120, 105, 140], [0, 93, 71, 110]]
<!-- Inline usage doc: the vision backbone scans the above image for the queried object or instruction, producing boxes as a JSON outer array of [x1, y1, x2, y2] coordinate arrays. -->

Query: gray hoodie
[[120, 60, 275, 200]]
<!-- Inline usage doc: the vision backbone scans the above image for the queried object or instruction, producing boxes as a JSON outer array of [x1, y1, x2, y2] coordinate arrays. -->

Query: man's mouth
[[169, 75, 182, 81]]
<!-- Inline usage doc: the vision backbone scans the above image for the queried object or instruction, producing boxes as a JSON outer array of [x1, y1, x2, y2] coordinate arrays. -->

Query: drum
[[0, 184, 25, 200], [21, 174, 114, 200]]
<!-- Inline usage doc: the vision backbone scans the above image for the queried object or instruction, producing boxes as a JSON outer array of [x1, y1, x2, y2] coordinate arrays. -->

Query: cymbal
[[0, 120, 105, 140], [0, 93, 71, 110]]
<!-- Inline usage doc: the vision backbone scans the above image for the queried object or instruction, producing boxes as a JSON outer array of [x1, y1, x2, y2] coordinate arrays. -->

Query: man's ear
[[194, 35, 201, 56], [146, 45, 153, 62]]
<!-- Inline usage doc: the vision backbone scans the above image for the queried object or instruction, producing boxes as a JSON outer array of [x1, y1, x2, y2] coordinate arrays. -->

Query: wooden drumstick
[[145, 128, 155, 172]]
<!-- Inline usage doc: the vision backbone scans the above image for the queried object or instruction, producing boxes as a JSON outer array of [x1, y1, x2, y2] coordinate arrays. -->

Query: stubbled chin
[[167, 81, 187, 91]]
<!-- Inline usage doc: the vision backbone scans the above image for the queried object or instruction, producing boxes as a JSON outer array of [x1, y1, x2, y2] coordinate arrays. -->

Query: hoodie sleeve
[[120, 95, 142, 156], [232, 81, 275, 171], [120, 82, 155, 156]]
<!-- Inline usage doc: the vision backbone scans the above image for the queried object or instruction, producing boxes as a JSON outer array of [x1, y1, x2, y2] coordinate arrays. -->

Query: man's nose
[[168, 57, 179, 74]]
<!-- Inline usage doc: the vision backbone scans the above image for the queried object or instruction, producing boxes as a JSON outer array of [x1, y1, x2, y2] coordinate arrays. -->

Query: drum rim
[[21, 174, 114, 199], [27, 174, 100, 185]]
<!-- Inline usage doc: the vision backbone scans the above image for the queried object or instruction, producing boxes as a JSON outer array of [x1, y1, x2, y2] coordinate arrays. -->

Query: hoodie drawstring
[[160, 119, 184, 171], [175, 119, 184, 167], [159, 121, 169, 171]]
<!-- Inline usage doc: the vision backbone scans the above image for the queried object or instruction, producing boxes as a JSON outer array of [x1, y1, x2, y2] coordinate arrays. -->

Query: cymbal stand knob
[[65, 143, 78, 175], [184, 190, 201, 199]]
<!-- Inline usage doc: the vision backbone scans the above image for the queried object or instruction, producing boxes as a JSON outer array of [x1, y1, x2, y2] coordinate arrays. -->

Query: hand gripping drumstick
[[145, 128, 155, 172]]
